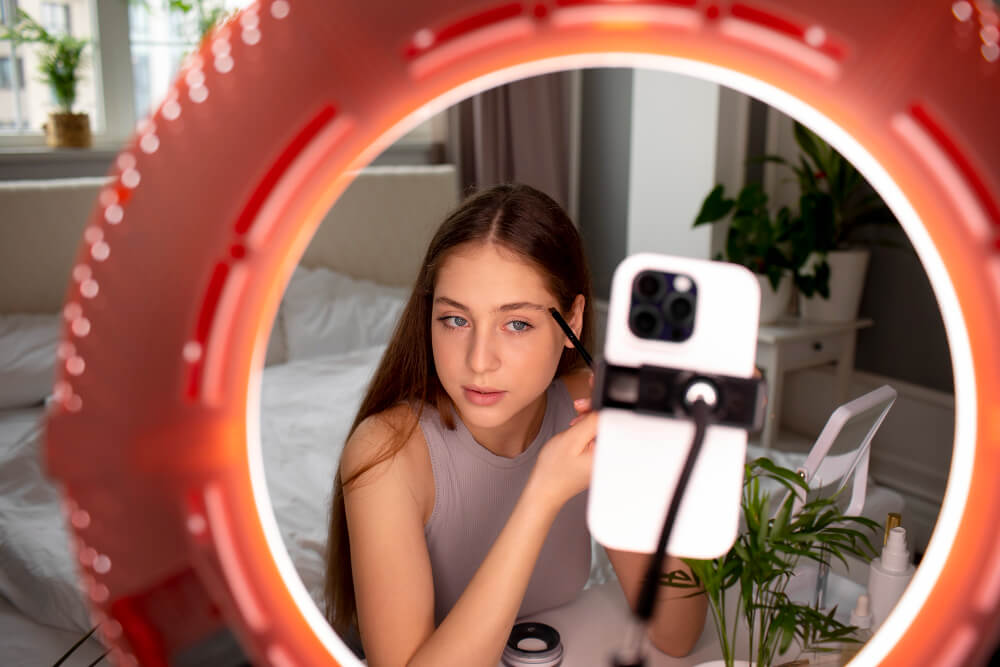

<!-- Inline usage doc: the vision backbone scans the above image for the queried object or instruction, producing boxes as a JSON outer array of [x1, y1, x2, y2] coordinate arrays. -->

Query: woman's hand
[[526, 371, 598, 511], [528, 408, 598, 512]]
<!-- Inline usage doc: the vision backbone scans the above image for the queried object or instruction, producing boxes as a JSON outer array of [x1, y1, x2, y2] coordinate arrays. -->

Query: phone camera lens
[[665, 293, 695, 325], [630, 304, 663, 339], [633, 271, 666, 301]]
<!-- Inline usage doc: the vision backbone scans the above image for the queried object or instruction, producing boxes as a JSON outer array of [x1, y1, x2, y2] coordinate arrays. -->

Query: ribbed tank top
[[418, 378, 592, 626]]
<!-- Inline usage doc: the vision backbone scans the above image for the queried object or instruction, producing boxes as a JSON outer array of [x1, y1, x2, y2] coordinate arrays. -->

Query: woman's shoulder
[[340, 403, 427, 481], [340, 403, 434, 518]]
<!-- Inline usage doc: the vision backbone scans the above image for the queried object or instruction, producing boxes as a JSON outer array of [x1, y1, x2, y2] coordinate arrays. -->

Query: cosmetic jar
[[502, 622, 564, 667]]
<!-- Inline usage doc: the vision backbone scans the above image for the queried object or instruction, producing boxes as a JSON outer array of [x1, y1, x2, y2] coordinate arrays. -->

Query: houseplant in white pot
[[662, 458, 879, 667], [766, 122, 896, 322], [692, 183, 795, 324], [0, 9, 91, 148]]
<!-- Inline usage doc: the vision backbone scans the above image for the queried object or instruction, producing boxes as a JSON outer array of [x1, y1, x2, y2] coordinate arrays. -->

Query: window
[[129, 0, 252, 121], [0, 0, 99, 138], [0, 55, 24, 89], [39, 1, 69, 34]]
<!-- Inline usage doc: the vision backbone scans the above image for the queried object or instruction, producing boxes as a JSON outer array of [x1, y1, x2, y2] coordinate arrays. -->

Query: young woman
[[324, 184, 707, 666]]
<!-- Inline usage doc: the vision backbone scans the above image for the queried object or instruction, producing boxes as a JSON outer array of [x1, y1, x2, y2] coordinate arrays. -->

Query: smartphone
[[587, 253, 761, 559]]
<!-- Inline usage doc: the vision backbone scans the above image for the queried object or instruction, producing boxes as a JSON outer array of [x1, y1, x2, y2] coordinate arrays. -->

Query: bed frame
[[0, 165, 460, 314]]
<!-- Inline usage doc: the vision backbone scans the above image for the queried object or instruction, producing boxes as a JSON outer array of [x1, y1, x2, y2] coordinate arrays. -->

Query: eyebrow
[[433, 296, 548, 314]]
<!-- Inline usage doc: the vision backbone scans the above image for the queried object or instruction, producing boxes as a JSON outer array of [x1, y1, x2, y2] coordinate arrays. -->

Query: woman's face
[[431, 242, 583, 431]]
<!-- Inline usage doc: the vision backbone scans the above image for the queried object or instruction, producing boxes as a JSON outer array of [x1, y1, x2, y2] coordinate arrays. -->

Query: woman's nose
[[467, 327, 500, 374]]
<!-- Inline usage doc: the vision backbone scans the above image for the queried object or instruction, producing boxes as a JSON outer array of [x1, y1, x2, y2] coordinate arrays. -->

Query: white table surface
[[521, 565, 865, 667]]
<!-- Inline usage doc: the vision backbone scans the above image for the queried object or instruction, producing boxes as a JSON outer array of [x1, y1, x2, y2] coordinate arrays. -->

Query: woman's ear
[[563, 294, 586, 349]]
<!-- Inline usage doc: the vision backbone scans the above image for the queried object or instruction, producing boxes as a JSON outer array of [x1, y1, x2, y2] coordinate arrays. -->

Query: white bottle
[[867, 526, 916, 630]]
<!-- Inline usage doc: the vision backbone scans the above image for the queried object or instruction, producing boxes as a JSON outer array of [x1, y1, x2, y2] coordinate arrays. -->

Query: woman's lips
[[463, 387, 506, 406]]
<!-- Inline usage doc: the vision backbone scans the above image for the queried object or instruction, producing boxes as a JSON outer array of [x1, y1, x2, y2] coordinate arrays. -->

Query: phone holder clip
[[592, 360, 766, 432]]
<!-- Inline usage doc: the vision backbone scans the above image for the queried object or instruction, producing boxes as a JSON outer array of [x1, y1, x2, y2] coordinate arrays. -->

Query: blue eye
[[506, 320, 532, 333], [439, 316, 468, 328]]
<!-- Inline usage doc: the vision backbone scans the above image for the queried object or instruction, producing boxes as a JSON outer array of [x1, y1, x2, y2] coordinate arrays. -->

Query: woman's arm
[[343, 409, 598, 667], [604, 548, 708, 656]]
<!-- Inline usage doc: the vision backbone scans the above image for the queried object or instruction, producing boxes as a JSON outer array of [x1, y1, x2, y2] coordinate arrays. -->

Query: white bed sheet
[[0, 592, 106, 667]]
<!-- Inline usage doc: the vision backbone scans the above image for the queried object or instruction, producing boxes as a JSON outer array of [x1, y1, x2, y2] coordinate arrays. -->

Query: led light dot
[[104, 620, 123, 640], [982, 25, 999, 44], [953, 1, 974, 21], [190, 85, 210, 103], [163, 99, 181, 120], [71, 509, 91, 529], [93, 554, 111, 574], [105, 204, 124, 224], [215, 54, 235, 73], [99, 188, 118, 207], [63, 302, 82, 321], [117, 153, 136, 171], [140, 133, 160, 154], [66, 356, 86, 376], [79, 547, 97, 567], [57, 342, 76, 360], [66, 394, 82, 412], [187, 514, 207, 535], [185, 68, 206, 88], [212, 38, 232, 57], [240, 11, 260, 29], [71, 317, 91, 337], [53, 380, 72, 401], [84, 226, 103, 244], [414, 29, 434, 49], [92, 241, 111, 262], [81, 279, 99, 299], [73, 264, 92, 282], [243, 27, 261, 45], [91, 583, 110, 603], [183, 341, 203, 363], [804, 25, 826, 47], [984, 42, 1000, 61], [271, 0, 290, 19], [122, 168, 141, 189]]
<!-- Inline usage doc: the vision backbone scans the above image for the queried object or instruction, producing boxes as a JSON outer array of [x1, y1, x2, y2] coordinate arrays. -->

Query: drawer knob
[[813, 341, 823, 351]]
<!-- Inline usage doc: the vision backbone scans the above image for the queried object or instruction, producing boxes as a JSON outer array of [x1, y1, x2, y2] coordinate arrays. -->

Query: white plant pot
[[799, 249, 871, 322], [756, 273, 792, 324]]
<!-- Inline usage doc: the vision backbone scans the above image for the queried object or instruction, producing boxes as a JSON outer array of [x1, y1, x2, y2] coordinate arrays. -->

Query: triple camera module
[[629, 270, 697, 343]]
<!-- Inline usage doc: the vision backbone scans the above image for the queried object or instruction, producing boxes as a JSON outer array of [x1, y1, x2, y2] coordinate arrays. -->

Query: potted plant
[[693, 183, 795, 324], [765, 122, 896, 322], [0, 9, 91, 148], [662, 458, 880, 667]]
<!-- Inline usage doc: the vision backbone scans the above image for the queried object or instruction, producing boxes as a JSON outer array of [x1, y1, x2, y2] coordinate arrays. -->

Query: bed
[[0, 167, 901, 664]]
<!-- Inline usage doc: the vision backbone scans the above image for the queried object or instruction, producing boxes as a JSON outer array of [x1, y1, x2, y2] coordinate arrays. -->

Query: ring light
[[43, 1, 1000, 665]]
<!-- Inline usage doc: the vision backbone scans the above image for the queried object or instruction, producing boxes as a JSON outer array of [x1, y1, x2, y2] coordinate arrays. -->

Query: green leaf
[[694, 184, 735, 226]]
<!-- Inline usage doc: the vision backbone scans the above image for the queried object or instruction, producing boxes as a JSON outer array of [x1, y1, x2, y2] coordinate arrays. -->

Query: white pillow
[[0, 314, 60, 409], [282, 266, 409, 361]]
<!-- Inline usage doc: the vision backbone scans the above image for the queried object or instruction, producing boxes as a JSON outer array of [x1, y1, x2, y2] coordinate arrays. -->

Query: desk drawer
[[780, 333, 844, 369]]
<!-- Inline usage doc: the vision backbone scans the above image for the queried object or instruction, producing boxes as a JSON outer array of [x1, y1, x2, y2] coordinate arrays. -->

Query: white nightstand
[[756, 317, 874, 450]]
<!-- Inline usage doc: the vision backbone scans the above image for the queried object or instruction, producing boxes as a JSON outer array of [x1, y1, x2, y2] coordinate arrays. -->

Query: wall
[[577, 68, 633, 301], [626, 69, 718, 259]]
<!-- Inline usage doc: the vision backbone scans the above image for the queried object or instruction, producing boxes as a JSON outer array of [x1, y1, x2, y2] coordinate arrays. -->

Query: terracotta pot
[[43, 112, 92, 148], [756, 273, 792, 324], [799, 249, 870, 322]]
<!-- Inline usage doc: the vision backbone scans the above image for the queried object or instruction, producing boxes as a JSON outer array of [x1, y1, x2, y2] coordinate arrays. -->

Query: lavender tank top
[[418, 379, 592, 626]]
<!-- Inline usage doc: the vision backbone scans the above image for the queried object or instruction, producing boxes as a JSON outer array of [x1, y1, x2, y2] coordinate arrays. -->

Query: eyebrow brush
[[549, 307, 594, 369]]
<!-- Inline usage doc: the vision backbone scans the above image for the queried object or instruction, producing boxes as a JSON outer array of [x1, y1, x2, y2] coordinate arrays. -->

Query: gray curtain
[[454, 72, 572, 210]]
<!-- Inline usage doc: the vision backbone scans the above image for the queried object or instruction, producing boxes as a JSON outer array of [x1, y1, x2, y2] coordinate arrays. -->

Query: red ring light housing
[[44, 1, 1000, 665]]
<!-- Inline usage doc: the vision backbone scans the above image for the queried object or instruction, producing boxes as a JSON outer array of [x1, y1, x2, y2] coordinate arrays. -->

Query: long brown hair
[[323, 183, 594, 640]]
